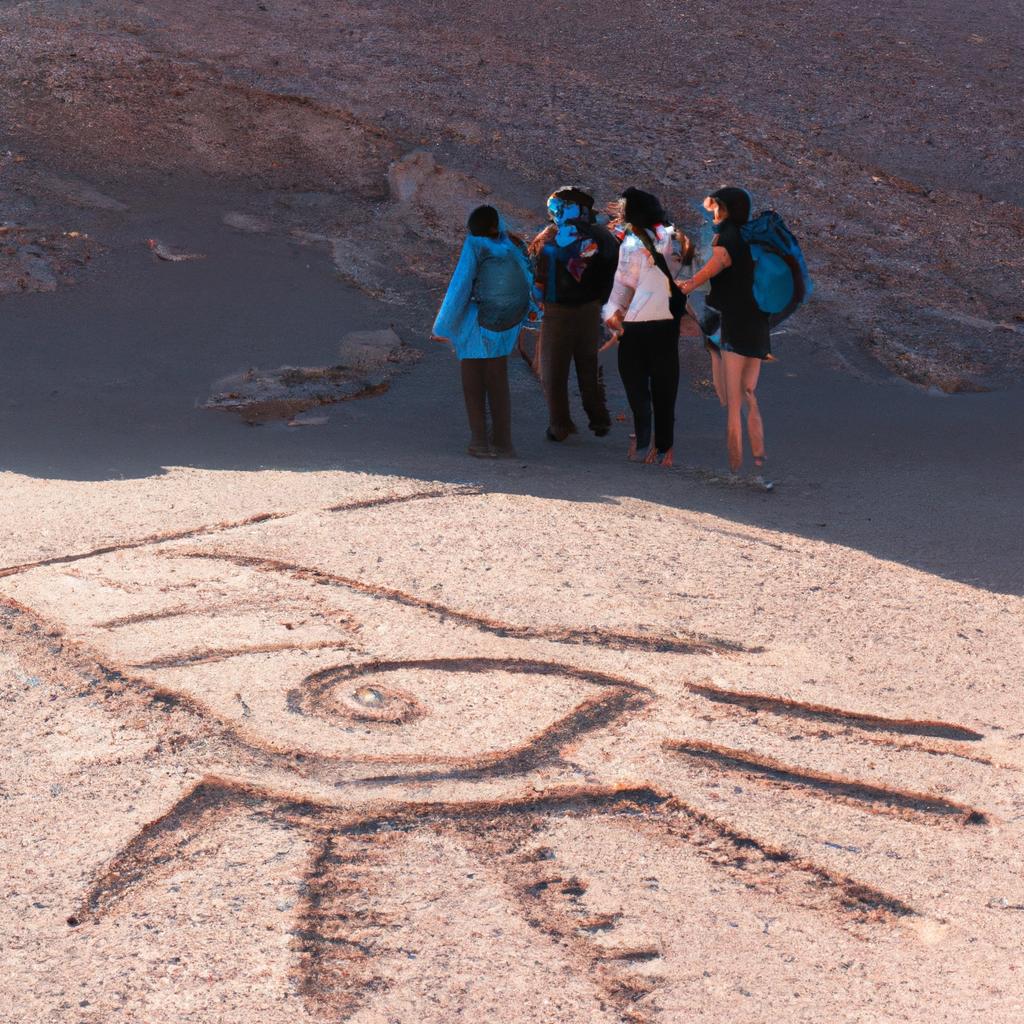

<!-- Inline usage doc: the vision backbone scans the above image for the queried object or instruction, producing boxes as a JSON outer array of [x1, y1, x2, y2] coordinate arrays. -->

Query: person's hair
[[621, 187, 667, 232], [467, 205, 501, 237], [548, 185, 595, 210], [709, 187, 752, 226]]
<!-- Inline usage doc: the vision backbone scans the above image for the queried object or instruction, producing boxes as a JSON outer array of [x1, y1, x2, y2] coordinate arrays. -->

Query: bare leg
[[740, 357, 765, 466], [460, 359, 489, 452], [484, 356, 514, 455], [707, 344, 726, 406], [721, 351, 747, 473]]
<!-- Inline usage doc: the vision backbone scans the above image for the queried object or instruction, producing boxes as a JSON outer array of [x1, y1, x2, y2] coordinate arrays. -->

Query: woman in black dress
[[680, 187, 770, 476]]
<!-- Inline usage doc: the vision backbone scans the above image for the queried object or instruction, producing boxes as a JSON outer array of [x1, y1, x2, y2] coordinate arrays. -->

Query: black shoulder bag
[[633, 228, 688, 319]]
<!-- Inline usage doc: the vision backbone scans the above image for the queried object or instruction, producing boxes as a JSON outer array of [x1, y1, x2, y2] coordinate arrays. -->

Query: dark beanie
[[621, 187, 667, 231], [549, 185, 596, 209], [710, 187, 752, 226]]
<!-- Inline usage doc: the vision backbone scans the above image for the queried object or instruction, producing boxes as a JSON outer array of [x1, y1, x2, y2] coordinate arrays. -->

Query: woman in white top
[[603, 188, 691, 466]]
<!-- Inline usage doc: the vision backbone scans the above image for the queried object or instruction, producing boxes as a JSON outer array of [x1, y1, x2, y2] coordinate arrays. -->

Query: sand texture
[[1, 477, 1022, 1023], [1, 1, 1023, 1021]]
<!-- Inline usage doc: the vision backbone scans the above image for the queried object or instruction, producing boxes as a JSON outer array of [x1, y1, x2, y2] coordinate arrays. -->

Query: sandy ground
[[1, 2, 1024, 1022]]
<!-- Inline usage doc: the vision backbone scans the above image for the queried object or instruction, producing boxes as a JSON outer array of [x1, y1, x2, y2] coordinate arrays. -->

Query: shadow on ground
[[1, 182, 1021, 596]]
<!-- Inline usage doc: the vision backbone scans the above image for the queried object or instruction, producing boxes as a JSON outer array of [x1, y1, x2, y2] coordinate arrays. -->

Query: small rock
[[337, 328, 405, 371], [353, 686, 385, 708], [147, 238, 205, 262], [287, 412, 329, 427], [223, 211, 272, 233]]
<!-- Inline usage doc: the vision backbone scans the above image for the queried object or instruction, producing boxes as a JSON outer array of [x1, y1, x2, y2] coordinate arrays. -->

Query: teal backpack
[[474, 240, 532, 332], [740, 210, 813, 326]]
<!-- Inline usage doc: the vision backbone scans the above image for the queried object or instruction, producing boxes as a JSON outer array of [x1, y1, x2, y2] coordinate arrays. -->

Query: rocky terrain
[[1, 0, 1022, 391], [1, 3, 1023, 1023]]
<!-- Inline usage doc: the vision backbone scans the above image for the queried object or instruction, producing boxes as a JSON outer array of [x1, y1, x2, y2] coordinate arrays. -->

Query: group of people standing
[[431, 184, 772, 476]]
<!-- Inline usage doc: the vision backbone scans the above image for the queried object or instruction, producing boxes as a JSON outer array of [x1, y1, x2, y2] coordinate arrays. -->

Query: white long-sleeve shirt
[[603, 225, 685, 322]]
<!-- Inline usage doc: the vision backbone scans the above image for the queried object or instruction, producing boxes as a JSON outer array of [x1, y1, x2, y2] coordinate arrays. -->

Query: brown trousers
[[460, 356, 512, 451], [539, 300, 611, 440]]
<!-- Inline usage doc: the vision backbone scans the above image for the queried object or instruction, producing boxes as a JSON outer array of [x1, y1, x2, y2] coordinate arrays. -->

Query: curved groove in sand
[[180, 551, 755, 656], [0, 485, 477, 580], [284, 657, 652, 781], [343, 690, 645, 783], [301, 658, 650, 781], [4, 598, 649, 785], [131, 638, 359, 670]]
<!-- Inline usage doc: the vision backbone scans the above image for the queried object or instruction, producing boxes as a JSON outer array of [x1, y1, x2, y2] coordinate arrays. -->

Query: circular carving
[[290, 664, 426, 726]]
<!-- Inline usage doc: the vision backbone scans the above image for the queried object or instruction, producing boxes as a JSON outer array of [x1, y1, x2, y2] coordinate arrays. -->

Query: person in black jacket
[[681, 187, 770, 475], [530, 186, 618, 442]]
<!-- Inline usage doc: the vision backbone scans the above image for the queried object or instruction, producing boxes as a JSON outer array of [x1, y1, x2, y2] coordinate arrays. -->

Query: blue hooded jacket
[[432, 222, 536, 360]]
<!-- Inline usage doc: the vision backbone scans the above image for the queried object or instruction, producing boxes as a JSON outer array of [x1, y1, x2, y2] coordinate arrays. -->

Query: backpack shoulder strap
[[632, 228, 682, 293]]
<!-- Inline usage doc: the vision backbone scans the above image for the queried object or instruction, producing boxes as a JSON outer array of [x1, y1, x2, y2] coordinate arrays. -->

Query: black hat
[[621, 187, 667, 230], [710, 187, 752, 226], [549, 185, 596, 209]]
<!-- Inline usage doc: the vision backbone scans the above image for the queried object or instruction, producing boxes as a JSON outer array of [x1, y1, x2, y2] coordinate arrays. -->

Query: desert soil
[[1, 2, 1023, 1023]]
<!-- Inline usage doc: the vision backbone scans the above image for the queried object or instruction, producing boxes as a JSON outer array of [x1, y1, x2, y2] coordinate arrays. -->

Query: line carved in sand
[[180, 550, 754, 656], [3, 555, 985, 1021], [686, 680, 985, 742], [0, 485, 478, 580], [664, 739, 988, 825], [71, 775, 920, 1021]]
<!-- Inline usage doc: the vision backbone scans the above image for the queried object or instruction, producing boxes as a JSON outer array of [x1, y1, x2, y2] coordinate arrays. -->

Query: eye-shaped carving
[[283, 655, 648, 766], [316, 674, 425, 725]]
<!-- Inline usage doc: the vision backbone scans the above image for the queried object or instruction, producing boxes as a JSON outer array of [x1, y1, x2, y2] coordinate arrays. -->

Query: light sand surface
[[2, 464, 1022, 1022]]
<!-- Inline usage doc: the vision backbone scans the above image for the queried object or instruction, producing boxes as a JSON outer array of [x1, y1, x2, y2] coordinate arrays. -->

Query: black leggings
[[617, 318, 680, 453]]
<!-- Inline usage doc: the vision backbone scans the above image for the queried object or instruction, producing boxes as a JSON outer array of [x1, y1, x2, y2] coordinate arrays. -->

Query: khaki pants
[[460, 356, 512, 451], [540, 300, 611, 441]]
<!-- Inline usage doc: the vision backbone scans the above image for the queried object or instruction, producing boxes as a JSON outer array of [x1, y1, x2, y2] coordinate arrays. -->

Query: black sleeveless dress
[[706, 222, 771, 359]]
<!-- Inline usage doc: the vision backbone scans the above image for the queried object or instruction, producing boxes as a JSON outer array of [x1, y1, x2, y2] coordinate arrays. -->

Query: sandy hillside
[[1, 0, 1023, 390]]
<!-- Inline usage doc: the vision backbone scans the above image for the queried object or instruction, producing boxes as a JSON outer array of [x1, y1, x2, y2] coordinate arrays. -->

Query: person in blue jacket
[[431, 205, 536, 458]]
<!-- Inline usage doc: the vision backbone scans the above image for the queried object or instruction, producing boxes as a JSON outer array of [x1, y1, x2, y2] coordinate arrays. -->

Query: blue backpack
[[740, 210, 813, 326], [473, 240, 532, 332]]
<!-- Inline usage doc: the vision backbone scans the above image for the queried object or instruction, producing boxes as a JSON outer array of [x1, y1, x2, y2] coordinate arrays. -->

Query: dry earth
[[1, 476, 1022, 1023], [1, 2, 1023, 1023], [1, 0, 1023, 389]]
